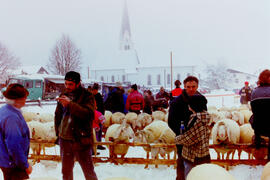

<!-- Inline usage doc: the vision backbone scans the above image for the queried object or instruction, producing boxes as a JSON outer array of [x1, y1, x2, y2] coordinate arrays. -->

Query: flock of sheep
[[22, 103, 270, 179]]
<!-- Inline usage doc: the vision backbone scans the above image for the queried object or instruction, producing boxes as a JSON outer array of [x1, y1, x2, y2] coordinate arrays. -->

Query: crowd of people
[[1, 69, 270, 180]]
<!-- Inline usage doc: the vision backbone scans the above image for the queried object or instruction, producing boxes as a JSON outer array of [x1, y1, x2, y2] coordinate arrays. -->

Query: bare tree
[[0, 42, 20, 82], [47, 34, 82, 75], [204, 61, 231, 90]]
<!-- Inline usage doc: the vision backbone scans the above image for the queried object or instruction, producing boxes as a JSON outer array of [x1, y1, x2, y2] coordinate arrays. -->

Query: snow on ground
[[0, 93, 266, 180]]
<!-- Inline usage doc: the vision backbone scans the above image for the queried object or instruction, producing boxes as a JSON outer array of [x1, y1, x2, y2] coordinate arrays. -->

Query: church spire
[[119, 0, 133, 51]]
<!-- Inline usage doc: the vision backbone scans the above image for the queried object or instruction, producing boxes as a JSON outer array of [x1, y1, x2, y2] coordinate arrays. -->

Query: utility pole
[[170, 51, 173, 91]]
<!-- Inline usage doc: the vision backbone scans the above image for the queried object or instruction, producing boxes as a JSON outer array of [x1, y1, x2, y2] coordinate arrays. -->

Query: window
[[111, 76, 115, 82], [147, 74, 151, 85], [246, 76, 251, 80], [235, 79, 239, 83], [167, 74, 170, 84], [157, 74, 161, 85], [35, 80, 42, 88], [177, 74, 181, 81], [25, 81, 33, 88], [101, 76, 104, 81], [187, 73, 191, 77], [122, 75, 126, 82]]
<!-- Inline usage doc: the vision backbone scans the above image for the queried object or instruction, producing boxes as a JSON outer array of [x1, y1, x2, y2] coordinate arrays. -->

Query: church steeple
[[119, 0, 133, 51]]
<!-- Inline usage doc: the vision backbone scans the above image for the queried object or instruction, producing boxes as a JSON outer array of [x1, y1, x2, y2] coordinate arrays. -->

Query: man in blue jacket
[[0, 83, 32, 180]]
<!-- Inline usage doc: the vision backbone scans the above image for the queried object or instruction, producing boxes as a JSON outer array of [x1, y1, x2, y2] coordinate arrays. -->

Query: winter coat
[[104, 87, 125, 113], [55, 85, 95, 146], [0, 104, 30, 169], [93, 110, 105, 131], [126, 90, 144, 112], [250, 85, 270, 136], [171, 88, 183, 98], [239, 86, 252, 104]]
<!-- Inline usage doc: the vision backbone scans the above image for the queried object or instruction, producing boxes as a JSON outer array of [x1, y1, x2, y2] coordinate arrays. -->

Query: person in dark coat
[[55, 71, 98, 180], [239, 81, 252, 104], [154, 86, 170, 110], [168, 76, 207, 180], [143, 90, 154, 115], [104, 83, 125, 113], [0, 84, 32, 180], [250, 69, 270, 160]]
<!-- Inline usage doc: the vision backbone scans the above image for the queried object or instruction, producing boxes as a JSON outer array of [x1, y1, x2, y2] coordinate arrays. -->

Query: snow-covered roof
[[14, 65, 49, 75], [11, 74, 64, 80]]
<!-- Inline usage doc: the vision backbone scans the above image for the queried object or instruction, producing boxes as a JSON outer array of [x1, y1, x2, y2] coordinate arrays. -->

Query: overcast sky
[[0, 0, 269, 77]]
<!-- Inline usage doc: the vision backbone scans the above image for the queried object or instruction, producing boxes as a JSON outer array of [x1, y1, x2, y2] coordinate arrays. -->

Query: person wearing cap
[[55, 71, 98, 180], [239, 81, 252, 104], [0, 83, 32, 180], [126, 84, 144, 114]]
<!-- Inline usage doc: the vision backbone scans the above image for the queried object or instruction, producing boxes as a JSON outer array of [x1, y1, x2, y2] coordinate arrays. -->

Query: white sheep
[[212, 119, 240, 160], [22, 111, 39, 122], [152, 111, 166, 121], [186, 163, 236, 180], [125, 112, 138, 130], [105, 120, 134, 159], [36, 112, 54, 123], [239, 123, 254, 144], [27, 121, 56, 155], [104, 110, 112, 128], [240, 109, 252, 124], [208, 110, 226, 124], [261, 161, 270, 180], [231, 111, 245, 125], [111, 112, 126, 124], [134, 120, 175, 168], [136, 113, 152, 130]]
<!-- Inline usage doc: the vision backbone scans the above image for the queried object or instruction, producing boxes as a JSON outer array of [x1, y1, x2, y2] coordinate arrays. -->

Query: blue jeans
[[183, 160, 193, 179], [59, 138, 98, 180]]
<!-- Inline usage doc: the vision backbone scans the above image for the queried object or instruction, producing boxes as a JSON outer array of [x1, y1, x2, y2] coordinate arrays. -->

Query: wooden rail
[[29, 140, 269, 167]]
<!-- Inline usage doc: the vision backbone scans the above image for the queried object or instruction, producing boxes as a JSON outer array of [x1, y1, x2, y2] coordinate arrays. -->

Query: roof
[[14, 65, 49, 75]]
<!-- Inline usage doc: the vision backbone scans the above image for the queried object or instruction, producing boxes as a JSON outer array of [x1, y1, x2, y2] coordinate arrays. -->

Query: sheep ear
[[226, 126, 232, 143]]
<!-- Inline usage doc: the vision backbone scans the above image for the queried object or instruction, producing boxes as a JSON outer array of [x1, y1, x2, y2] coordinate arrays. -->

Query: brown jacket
[[54, 86, 95, 146]]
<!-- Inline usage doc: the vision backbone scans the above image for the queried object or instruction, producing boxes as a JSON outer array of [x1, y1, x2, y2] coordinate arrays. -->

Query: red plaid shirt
[[175, 111, 211, 162]]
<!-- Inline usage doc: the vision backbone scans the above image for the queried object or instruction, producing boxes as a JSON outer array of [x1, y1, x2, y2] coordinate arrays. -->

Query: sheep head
[[217, 123, 228, 143]]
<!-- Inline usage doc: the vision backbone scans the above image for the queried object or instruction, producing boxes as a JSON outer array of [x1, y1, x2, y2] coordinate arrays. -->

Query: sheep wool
[[239, 123, 254, 144], [37, 113, 54, 123], [111, 112, 126, 124], [104, 110, 113, 127], [136, 113, 152, 130], [261, 161, 270, 180], [187, 163, 236, 180], [105, 123, 134, 156], [240, 109, 252, 124], [143, 120, 169, 142], [22, 111, 39, 122], [212, 118, 240, 145], [125, 112, 138, 129], [231, 111, 245, 125], [152, 111, 166, 121]]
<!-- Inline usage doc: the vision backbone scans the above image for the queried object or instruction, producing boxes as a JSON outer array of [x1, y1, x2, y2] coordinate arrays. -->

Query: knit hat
[[245, 81, 249, 85], [65, 71, 81, 84], [3, 83, 29, 99]]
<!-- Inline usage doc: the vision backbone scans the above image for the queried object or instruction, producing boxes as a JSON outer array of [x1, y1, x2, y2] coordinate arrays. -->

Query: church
[[89, 0, 195, 90]]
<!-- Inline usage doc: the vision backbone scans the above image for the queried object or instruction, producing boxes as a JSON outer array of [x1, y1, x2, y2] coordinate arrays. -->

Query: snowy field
[[0, 93, 266, 180]]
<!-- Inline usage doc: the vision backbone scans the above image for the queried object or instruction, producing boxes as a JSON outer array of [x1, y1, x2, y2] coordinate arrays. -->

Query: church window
[[147, 75, 152, 85], [111, 76, 115, 82], [101, 76, 104, 82], [157, 74, 161, 85], [167, 74, 171, 84]]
